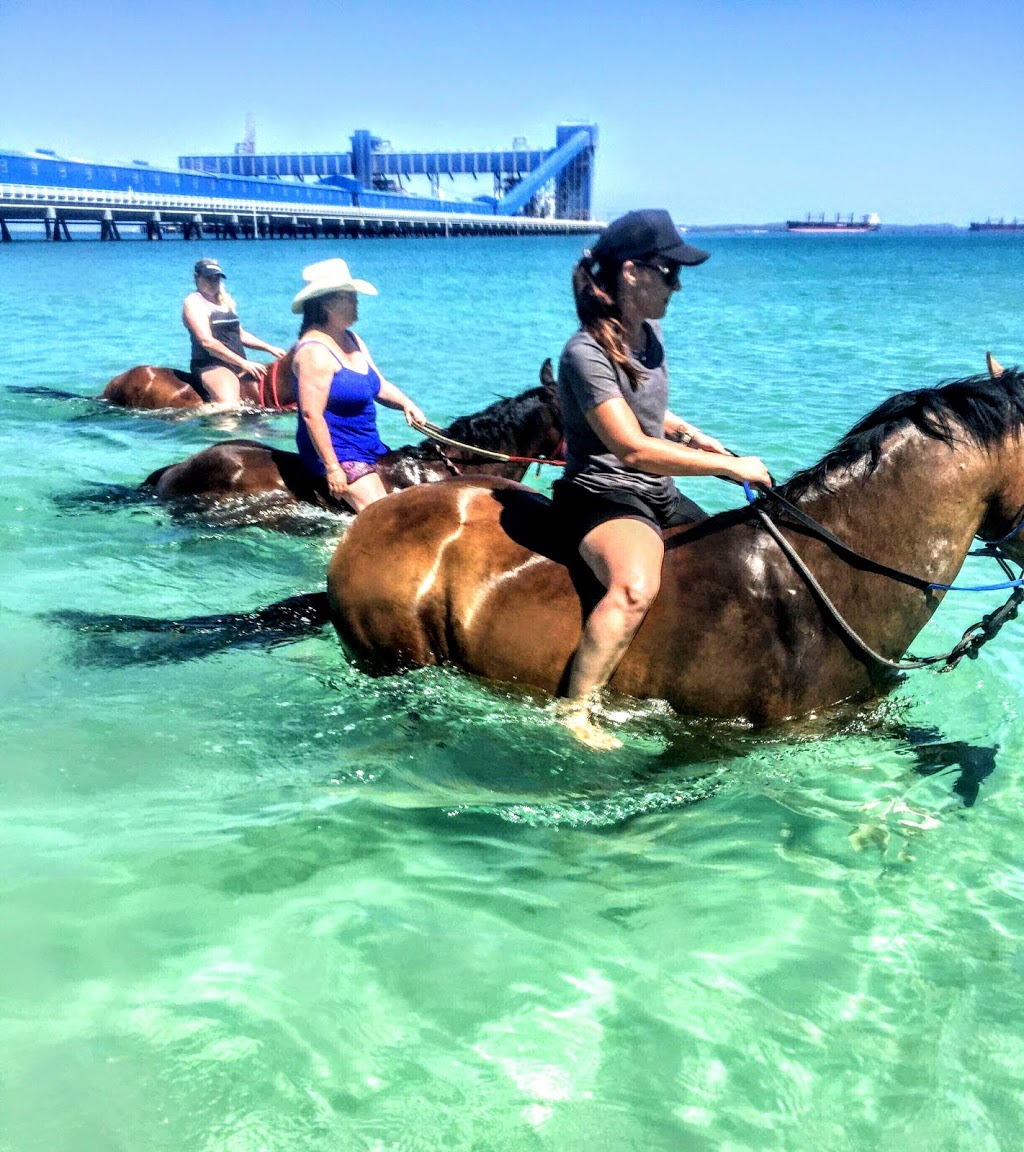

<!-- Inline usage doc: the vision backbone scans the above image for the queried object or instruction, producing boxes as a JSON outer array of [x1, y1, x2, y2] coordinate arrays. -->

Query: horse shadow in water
[[899, 726, 997, 807]]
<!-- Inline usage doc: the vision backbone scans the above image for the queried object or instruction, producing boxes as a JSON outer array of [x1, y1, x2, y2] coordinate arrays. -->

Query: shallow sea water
[[2, 231, 1024, 1150]]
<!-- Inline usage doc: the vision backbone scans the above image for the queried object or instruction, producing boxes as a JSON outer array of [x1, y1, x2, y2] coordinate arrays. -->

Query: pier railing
[[0, 181, 599, 240]]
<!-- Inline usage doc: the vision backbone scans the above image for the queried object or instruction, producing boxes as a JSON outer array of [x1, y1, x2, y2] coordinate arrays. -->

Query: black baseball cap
[[194, 258, 226, 278], [591, 209, 709, 268]]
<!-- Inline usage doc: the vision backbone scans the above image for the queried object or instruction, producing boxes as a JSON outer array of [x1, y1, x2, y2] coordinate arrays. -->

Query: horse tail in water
[[8, 385, 97, 402], [47, 592, 332, 666]]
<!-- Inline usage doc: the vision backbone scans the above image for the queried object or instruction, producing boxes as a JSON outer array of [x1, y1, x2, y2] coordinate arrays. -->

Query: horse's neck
[[451, 396, 550, 455], [794, 429, 990, 587], [501, 399, 558, 456]]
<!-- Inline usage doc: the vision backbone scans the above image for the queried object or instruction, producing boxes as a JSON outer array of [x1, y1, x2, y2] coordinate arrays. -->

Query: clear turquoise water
[[3, 232, 1024, 1151]]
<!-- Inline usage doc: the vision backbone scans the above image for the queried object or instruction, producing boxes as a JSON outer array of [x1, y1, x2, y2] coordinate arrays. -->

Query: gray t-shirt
[[557, 322, 677, 505]]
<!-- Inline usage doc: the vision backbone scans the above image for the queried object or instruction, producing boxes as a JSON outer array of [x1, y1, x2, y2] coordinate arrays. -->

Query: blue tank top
[[294, 339, 390, 472]]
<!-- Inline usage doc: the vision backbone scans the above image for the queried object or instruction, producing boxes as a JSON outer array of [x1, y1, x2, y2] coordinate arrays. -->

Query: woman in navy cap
[[553, 209, 772, 749], [183, 258, 286, 407]]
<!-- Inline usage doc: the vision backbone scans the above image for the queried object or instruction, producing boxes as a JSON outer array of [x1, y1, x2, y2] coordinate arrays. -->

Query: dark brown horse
[[140, 361, 562, 525], [327, 369, 1024, 725], [102, 351, 297, 410]]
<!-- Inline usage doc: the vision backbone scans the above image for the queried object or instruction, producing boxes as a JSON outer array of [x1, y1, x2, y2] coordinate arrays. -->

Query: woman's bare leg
[[199, 366, 242, 408], [558, 518, 664, 750], [342, 470, 389, 513]]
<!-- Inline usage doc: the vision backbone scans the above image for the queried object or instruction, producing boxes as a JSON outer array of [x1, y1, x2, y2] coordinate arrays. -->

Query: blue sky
[[2, 0, 1021, 225]]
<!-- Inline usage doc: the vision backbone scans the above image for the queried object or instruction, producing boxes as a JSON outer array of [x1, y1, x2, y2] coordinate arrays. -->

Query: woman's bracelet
[[325, 464, 343, 475]]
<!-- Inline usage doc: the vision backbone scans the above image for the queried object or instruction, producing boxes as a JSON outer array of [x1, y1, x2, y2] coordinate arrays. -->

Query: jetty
[[0, 124, 599, 241]]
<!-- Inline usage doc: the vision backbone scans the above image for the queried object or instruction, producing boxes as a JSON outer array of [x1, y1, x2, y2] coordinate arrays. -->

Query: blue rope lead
[[928, 576, 1024, 592]]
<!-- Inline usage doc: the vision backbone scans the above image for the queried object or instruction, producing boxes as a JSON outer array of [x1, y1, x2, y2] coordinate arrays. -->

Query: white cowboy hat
[[291, 257, 378, 313]]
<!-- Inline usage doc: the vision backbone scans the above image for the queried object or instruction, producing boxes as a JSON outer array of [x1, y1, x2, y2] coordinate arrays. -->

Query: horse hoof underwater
[[327, 368, 1024, 725], [140, 361, 563, 525]]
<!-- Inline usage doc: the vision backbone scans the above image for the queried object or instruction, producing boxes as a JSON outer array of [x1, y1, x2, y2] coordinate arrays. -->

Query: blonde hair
[[195, 275, 233, 310]]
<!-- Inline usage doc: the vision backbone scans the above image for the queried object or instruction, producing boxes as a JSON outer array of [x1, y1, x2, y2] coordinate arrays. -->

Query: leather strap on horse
[[260, 358, 297, 411], [410, 419, 565, 467], [749, 494, 1024, 673], [754, 486, 937, 591]]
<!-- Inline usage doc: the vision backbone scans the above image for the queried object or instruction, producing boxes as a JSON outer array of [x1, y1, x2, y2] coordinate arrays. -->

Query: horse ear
[[540, 358, 556, 391]]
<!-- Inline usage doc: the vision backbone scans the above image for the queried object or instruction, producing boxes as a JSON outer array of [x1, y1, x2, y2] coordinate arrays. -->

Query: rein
[[411, 419, 566, 467], [741, 483, 1024, 672]]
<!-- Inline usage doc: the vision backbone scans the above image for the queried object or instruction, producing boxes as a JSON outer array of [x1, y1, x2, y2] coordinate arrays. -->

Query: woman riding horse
[[550, 209, 772, 748], [289, 258, 425, 514], [326, 369, 1024, 739], [182, 257, 286, 407], [102, 259, 290, 411], [141, 361, 563, 527]]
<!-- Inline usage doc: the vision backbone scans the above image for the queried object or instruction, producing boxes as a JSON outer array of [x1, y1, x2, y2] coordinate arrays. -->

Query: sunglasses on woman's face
[[634, 260, 681, 289]]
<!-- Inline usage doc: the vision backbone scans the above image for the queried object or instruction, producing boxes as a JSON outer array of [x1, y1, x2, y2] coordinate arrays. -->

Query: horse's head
[[920, 369, 1024, 575], [974, 368, 1024, 566]]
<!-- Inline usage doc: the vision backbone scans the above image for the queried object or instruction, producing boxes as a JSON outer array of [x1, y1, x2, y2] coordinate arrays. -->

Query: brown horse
[[327, 369, 1024, 725], [101, 351, 297, 410], [140, 361, 562, 525]]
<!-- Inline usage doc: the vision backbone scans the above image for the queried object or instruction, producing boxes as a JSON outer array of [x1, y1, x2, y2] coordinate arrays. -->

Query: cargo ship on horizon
[[787, 213, 881, 233], [969, 218, 1024, 232]]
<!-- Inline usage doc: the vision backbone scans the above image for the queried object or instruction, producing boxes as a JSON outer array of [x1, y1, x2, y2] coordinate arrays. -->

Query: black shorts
[[551, 478, 704, 552], [188, 354, 244, 396]]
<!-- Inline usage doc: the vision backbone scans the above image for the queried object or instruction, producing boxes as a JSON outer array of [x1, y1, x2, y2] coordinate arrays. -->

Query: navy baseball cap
[[591, 209, 709, 268], [194, 258, 226, 278]]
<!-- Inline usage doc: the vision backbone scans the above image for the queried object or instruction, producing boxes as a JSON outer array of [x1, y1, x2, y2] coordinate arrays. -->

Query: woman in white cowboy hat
[[183, 257, 286, 407], [291, 257, 425, 513]]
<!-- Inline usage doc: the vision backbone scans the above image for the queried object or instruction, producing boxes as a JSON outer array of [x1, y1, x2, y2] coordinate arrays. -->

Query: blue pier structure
[[0, 124, 598, 242]]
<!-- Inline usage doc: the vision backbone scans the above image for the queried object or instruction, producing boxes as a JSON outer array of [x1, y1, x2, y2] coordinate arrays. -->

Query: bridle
[[744, 484, 1024, 673]]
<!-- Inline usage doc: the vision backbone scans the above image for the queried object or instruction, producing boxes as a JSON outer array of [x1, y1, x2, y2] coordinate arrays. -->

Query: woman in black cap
[[182, 258, 286, 407], [553, 209, 772, 749]]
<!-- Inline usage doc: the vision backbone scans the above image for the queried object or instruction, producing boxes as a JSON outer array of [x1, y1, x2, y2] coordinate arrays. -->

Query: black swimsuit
[[189, 305, 247, 379]]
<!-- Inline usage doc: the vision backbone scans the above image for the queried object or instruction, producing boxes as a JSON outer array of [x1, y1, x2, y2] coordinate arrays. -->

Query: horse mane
[[443, 385, 555, 448], [779, 367, 1024, 501]]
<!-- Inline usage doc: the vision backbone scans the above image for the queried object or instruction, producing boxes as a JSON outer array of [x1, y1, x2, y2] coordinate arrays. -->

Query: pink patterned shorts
[[337, 460, 378, 484]]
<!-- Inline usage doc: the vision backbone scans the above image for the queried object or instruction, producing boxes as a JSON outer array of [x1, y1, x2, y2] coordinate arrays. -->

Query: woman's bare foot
[[987, 351, 1005, 378], [554, 697, 623, 751]]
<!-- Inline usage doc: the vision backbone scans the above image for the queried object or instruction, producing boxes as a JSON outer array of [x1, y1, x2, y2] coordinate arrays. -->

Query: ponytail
[[571, 254, 642, 390]]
